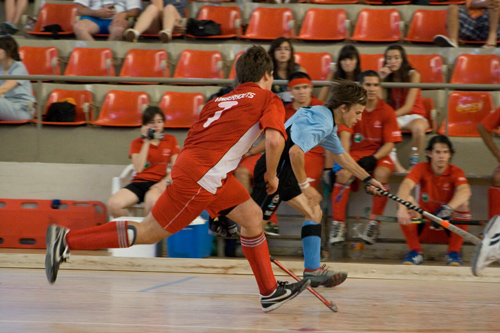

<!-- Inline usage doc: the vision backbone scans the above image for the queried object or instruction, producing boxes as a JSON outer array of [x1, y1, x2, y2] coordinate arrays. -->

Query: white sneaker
[[124, 28, 139, 42], [329, 220, 346, 245], [471, 215, 500, 276], [159, 29, 172, 43], [361, 220, 380, 245], [433, 34, 457, 48]]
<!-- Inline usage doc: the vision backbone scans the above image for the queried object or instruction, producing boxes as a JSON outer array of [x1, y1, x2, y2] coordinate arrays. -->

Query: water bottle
[[409, 147, 419, 168]]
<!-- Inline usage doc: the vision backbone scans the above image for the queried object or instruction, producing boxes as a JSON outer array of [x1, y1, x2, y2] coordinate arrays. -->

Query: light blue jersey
[[284, 105, 345, 155]]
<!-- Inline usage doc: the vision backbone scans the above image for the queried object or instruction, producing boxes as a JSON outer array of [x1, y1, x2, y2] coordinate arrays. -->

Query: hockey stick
[[374, 187, 481, 245], [349, 215, 486, 226], [270, 256, 338, 313]]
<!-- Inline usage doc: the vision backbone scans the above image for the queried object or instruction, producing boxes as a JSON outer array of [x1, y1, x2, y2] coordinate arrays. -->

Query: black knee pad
[[301, 223, 321, 239]]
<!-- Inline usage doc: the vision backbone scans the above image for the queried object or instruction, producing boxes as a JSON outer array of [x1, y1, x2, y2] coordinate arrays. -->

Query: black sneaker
[[433, 34, 457, 48], [260, 279, 311, 312], [263, 221, 279, 236], [0, 21, 19, 35], [45, 224, 70, 284]]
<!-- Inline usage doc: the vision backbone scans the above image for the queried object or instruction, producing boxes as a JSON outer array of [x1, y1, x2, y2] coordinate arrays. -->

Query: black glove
[[357, 155, 377, 173], [209, 216, 238, 237], [431, 204, 453, 230]]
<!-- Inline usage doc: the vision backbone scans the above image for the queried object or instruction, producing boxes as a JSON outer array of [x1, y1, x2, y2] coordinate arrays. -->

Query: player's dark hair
[[287, 71, 311, 82], [142, 106, 165, 125], [425, 135, 455, 161], [324, 80, 367, 111], [236, 45, 273, 84], [268, 37, 297, 79], [335, 44, 361, 81], [358, 70, 380, 84], [0, 35, 20, 61]]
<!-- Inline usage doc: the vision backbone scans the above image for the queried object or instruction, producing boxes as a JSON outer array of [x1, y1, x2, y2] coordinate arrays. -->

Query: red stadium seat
[[19, 46, 60, 77], [310, 0, 358, 3], [26, 3, 77, 36], [364, 0, 410, 3], [39, 89, 94, 125], [296, 8, 347, 42], [359, 54, 385, 72], [119, 49, 168, 84], [173, 49, 224, 82], [351, 9, 402, 42], [450, 54, 500, 84], [64, 47, 115, 79], [407, 54, 445, 84], [405, 10, 448, 43], [243, 7, 295, 40], [429, 0, 465, 4], [186, 5, 242, 39], [91, 90, 149, 127], [228, 51, 244, 80], [159, 91, 205, 128], [294, 52, 332, 81], [439, 91, 495, 137]]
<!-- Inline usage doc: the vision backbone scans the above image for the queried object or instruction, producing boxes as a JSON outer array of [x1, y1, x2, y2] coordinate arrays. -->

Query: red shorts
[[238, 154, 262, 176], [304, 152, 325, 190], [351, 150, 395, 174], [152, 166, 251, 234]]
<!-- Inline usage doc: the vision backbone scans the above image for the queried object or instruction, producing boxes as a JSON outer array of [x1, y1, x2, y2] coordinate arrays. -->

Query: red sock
[[400, 223, 422, 252], [371, 184, 389, 217], [66, 221, 130, 250], [332, 182, 350, 222], [448, 211, 470, 252], [489, 186, 500, 218], [240, 233, 277, 296]]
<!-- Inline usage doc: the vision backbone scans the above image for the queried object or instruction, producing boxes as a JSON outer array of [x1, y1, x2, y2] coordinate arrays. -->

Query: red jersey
[[129, 134, 180, 182], [176, 82, 286, 193], [284, 97, 324, 155], [480, 106, 500, 132], [406, 162, 469, 213], [338, 98, 402, 154], [390, 83, 426, 117]]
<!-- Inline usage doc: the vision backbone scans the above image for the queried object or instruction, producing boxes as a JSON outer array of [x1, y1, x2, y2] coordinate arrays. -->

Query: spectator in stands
[[318, 44, 362, 102], [124, 0, 187, 43], [1, 0, 27, 35], [73, 0, 141, 41], [0, 36, 36, 121], [379, 44, 429, 173], [107, 106, 179, 218], [396, 135, 471, 266], [477, 107, 500, 219], [329, 71, 402, 246], [268, 37, 306, 105], [434, 0, 500, 48]]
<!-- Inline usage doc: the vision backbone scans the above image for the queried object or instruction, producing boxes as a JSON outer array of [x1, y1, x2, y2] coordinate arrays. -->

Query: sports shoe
[[303, 265, 348, 288], [124, 28, 139, 42], [361, 220, 380, 245], [264, 221, 279, 236], [260, 279, 311, 313], [402, 250, 423, 265], [209, 216, 238, 237], [159, 29, 172, 43], [433, 34, 457, 48], [0, 21, 19, 35], [329, 220, 346, 245], [446, 251, 463, 266], [45, 224, 70, 284], [471, 216, 500, 276]]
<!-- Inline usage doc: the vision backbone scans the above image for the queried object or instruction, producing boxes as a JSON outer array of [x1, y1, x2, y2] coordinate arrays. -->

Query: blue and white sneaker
[[446, 251, 463, 266], [402, 250, 423, 265], [471, 215, 500, 276]]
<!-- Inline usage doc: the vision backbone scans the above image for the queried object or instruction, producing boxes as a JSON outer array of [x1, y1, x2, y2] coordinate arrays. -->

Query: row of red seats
[[20, 45, 500, 85], [29, 4, 470, 44], [0, 89, 204, 128]]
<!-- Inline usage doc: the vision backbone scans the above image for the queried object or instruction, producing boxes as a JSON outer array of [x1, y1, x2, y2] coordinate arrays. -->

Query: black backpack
[[43, 101, 76, 122], [186, 18, 222, 36]]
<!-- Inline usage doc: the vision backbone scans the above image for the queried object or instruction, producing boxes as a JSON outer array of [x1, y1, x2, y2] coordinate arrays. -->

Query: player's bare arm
[[264, 128, 285, 194], [396, 178, 417, 225], [446, 183, 472, 211]]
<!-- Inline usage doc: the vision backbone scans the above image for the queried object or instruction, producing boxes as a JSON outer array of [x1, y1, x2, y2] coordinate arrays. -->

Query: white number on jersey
[[203, 101, 239, 128]]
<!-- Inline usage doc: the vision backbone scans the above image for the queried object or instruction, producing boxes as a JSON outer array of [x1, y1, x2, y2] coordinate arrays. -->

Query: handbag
[[43, 100, 76, 122], [186, 18, 222, 36]]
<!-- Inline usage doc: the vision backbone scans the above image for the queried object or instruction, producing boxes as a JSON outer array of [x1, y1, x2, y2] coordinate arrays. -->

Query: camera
[[142, 128, 164, 140]]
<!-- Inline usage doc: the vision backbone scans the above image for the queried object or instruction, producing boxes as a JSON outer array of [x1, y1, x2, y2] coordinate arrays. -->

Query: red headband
[[288, 78, 312, 88]]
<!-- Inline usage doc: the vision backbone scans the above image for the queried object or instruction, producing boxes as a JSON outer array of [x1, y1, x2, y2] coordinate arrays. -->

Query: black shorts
[[124, 180, 157, 203], [252, 154, 301, 220]]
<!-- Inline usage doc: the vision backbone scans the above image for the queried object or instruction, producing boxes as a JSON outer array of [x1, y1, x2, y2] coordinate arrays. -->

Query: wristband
[[298, 180, 310, 190], [362, 176, 373, 184], [164, 178, 172, 185]]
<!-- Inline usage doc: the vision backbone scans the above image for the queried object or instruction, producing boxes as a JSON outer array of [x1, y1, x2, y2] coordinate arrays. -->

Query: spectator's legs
[[162, 4, 183, 34], [371, 165, 391, 217], [447, 203, 471, 253], [0, 98, 31, 121], [133, 4, 162, 34], [108, 19, 129, 41], [107, 188, 139, 218], [447, 4, 461, 45], [5, 0, 28, 25], [406, 118, 429, 155], [74, 19, 99, 41], [143, 186, 163, 217], [486, 0, 500, 46]]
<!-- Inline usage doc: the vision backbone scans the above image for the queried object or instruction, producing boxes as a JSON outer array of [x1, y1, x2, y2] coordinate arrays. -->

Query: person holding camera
[[107, 106, 179, 218]]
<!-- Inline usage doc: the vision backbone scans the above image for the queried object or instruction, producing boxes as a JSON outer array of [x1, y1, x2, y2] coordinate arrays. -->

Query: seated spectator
[[268, 37, 306, 105], [1, 0, 28, 35], [0, 36, 36, 121], [124, 0, 187, 43], [434, 0, 500, 48], [477, 107, 500, 219], [379, 44, 429, 173], [107, 106, 179, 218], [318, 44, 362, 102], [329, 71, 402, 246], [74, 0, 141, 41], [396, 135, 471, 266]]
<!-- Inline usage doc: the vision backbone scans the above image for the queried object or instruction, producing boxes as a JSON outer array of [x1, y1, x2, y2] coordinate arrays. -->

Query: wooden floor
[[1, 254, 500, 332]]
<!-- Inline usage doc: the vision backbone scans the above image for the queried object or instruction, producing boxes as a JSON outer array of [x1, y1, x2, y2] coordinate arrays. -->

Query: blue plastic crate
[[167, 217, 213, 258]]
